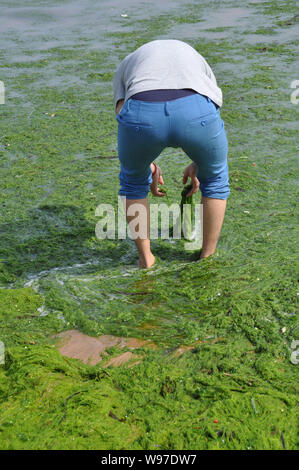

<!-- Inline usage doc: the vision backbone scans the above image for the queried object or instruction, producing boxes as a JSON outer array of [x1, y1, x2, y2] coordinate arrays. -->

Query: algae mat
[[0, 0, 298, 450]]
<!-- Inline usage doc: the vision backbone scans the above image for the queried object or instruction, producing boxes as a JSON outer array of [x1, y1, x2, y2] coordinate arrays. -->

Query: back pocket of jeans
[[116, 116, 153, 130], [187, 112, 218, 127]]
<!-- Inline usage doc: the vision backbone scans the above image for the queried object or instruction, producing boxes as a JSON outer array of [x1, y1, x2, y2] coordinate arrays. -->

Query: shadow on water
[[0, 203, 140, 284], [0, 202, 203, 286], [152, 239, 202, 264]]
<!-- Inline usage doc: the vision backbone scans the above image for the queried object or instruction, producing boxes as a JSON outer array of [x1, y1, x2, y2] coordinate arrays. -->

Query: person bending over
[[113, 39, 230, 268]]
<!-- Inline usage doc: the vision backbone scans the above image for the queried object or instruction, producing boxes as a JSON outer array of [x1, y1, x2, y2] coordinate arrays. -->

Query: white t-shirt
[[113, 39, 223, 110]]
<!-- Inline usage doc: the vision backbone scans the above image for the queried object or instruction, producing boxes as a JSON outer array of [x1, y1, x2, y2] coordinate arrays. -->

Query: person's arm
[[182, 162, 200, 197], [150, 162, 166, 197], [113, 62, 125, 113], [115, 99, 125, 115]]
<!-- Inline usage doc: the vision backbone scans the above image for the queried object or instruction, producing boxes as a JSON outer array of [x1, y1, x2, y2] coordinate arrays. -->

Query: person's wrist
[[151, 162, 157, 176]]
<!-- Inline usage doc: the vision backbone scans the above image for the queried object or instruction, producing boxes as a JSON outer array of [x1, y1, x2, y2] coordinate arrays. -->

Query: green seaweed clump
[[180, 184, 195, 241]]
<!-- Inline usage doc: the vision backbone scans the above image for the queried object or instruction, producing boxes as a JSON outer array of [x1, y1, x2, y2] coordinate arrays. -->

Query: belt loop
[[165, 102, 169, 116], [127, 99, 130, 112]]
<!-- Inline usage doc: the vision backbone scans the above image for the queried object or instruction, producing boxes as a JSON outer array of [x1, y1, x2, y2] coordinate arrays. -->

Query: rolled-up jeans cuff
[[199, 165, 230, 200]]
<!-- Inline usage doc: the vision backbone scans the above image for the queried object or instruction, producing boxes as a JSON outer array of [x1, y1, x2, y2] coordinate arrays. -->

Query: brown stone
[[103, 351, 142, 368], [53, 329, 156, 367]]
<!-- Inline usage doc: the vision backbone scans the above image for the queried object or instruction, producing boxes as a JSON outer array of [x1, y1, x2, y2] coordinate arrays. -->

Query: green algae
[[0, 288, 44, 320], [0, 339, 298, 450], [180, 184, 195, 241], [0, 0, 298, 450]]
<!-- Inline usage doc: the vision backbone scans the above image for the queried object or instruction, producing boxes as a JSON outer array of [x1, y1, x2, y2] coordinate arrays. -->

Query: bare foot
[[139, 253, 156, 269], [199, 250, 215, 260]]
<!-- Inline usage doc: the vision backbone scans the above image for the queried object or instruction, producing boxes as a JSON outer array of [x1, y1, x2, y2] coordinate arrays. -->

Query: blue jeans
[[116, 93, 230, 200]]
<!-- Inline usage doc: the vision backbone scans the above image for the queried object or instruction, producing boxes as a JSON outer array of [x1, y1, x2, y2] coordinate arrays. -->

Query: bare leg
[[200, 197, 227, 259], [125, 197, 155, 268]]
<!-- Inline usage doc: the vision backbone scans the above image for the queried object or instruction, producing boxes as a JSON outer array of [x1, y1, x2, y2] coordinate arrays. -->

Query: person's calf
[[124, 197, 154, 268], [201, 196, 226, 257]]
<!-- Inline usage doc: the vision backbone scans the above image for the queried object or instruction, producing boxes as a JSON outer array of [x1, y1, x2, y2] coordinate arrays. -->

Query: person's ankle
[[199, 249, 216, 259], [139, 252, 155, 268]]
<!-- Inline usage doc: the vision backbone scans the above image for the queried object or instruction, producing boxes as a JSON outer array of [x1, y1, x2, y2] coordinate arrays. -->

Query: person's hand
[[150, 162, 166, 197], [115, 99, 124, 115], [182, 162, 200, 197]]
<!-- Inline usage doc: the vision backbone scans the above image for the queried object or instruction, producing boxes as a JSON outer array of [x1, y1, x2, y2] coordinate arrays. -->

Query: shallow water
[[0, 0, 298, 451]]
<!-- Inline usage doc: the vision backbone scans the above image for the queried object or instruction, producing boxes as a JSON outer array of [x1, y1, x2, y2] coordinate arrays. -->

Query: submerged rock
[[53, 329, 157, 366]]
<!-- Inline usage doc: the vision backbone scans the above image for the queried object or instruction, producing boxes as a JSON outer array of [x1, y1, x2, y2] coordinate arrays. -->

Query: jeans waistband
[[127, 92, 218, 113], [130, 88, 198, 102]]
